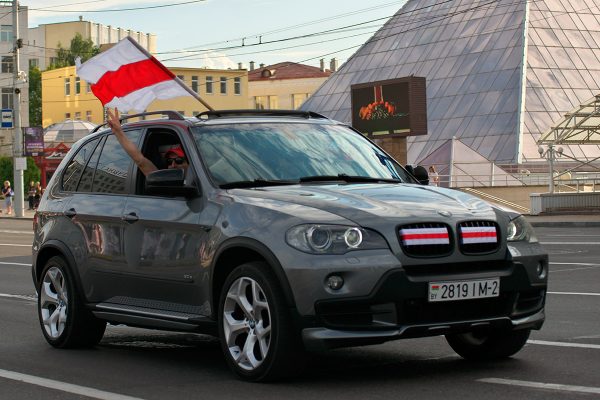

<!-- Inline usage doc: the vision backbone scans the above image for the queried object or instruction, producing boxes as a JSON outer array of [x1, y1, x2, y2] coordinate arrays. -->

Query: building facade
[[0, 1, 29, 156], [301, 0, 600, 169], [28, 18, 156, 71], [42, 66, 249, 127], [248, 61, 334, 110]]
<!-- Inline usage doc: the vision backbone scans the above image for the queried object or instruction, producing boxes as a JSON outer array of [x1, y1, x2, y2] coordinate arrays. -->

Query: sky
[[24, 0, 408, 70]]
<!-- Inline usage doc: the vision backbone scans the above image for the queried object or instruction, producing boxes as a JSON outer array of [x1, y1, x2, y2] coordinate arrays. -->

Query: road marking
[[478, 378, 600, 395], [550, 262, 600, 266], [550, 262, 600, 272], [0, 261, 31, 267], [0, 294, 36, 301], [0, 243, 31, 247], [528, 340, 600, 349], [0, 230, 33, 235], [0, 368, 146, 400], [548, 291, 600, 296]]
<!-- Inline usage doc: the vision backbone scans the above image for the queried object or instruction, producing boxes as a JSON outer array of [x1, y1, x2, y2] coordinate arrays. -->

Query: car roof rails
[[91, 110, 186, 133], [196, 109, 329, 121]]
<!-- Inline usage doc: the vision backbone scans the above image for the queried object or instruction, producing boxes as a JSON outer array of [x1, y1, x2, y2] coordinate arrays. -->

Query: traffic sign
[[1, 109, 13, 128]]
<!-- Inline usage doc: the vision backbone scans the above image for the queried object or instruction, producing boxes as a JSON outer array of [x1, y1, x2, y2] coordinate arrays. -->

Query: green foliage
[[47, 33, 99, 70], [0, 157, 42, 193], [29, 66, 42, 127]]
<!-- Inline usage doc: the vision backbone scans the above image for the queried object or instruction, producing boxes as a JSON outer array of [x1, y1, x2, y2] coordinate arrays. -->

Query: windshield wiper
[[299, 174, 402, 184], [219, 179, 297, 189]]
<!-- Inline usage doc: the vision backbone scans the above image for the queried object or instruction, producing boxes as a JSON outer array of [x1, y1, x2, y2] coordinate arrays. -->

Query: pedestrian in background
[[34, 181, 43, 209], [429, 165, 439, 186], [27, 181, 36, 210], [2, 180, 14, 215]]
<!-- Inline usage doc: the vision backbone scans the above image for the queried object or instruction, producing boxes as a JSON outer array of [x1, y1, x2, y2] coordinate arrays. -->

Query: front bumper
[[299, 261, 547, 351]]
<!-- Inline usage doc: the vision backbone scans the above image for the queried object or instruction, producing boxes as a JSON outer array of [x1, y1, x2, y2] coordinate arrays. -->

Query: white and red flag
[[76, 37, 211, 112], [459, 226, 498, 244], [399, 227, 450, 246]]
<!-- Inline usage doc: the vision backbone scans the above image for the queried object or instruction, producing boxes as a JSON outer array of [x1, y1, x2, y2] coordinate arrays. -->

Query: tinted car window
[[61, 138, 101, 192], [77, 136, 105, 193], [192, 123, 413, 185], [91, 132, 140, 194]]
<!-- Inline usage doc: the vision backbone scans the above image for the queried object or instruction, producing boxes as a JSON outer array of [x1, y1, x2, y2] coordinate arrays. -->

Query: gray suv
[[32, 110, 547, 381]]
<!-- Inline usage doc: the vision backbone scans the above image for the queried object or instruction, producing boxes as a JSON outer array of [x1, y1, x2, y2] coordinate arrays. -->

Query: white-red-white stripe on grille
[[460, 226, 498, 244], [400, 227, 450, 246]]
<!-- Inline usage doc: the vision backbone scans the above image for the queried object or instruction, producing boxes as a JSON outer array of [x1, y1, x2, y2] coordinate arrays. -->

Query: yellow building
[[248, 60, 335, 110], [42, 66, 249, 128]]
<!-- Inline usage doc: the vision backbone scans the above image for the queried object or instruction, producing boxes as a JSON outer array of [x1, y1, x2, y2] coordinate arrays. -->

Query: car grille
[[398, 223, 452, 257], [458, 221, 500, 254]]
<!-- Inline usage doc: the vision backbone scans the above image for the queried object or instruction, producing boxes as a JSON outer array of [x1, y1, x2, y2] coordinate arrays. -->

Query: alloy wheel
[[39, 266, 69, 339], [223, 276, 272, 371]]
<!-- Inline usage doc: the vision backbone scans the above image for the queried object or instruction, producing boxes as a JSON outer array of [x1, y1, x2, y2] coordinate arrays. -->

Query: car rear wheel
[[38, 256, 106, 348], [446, 329, 531, 360], [218, 262, 305, 381]]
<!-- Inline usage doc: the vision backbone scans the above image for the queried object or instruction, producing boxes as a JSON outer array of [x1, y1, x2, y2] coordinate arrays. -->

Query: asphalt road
[[0, 219, 598, 399]]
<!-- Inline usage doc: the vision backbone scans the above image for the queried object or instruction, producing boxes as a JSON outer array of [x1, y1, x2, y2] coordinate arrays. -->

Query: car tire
[[218, 261, 305, 381], [37, 256, 106, 348], [445, 329, 531, 361]]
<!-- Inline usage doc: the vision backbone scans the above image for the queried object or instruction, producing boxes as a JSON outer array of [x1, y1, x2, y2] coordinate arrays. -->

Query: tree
[[29, 66, 41, 127], [0, 157, 41, 193], [48, 33, 99, 69]]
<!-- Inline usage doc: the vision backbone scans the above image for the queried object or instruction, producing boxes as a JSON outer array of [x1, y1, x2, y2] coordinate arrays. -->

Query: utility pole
[[12, 0, 24, 217]]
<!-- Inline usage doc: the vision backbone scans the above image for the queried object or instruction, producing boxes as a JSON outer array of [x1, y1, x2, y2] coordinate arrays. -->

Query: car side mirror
[[412, 165, 430, 185], [145, 169, 199, 198]]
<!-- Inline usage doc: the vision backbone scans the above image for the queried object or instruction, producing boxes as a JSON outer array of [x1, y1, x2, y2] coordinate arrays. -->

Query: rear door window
[[61, 137, 102, 192], [91, 131, 141, 194]]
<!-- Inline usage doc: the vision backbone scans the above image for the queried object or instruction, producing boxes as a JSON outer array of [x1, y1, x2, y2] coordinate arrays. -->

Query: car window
[[91, 131, 141, 194], [61, 137, 102, 192], [192, 122, 413, 185], [77, 136, 105, 193]]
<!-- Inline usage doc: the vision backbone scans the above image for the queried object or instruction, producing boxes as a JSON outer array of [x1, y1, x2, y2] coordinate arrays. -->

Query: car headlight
[[286, 224, 388, 254], [507, 215, 538, 242]]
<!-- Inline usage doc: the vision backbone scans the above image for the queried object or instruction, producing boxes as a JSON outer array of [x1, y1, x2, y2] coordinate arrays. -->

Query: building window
[[255, 96, 267, 110], [234, 77, 241, 95], [206, 76, 213, 94], [220, 77, 227, 94], [1, 88, 13, 109], [1, 56, 13, 73], [86, 110, 92, 122], [65, 112, 71, 119], [269, 95, 278, 109], [177, 75, 184, 82], [0, 25, 12, 42], [87, 82, 92, 93], [75, 112, 81, 120], [292, 93, 308, 109], [191, 76, 198, 93], [29, 59, 39, 68], [75, 77, 81, 95], [49, 57, 58, 67], [65, 78, 71, 96]]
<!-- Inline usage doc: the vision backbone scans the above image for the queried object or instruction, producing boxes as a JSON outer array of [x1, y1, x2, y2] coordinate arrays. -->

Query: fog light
[[536, 262, 547, 279], [326, 275, 344, 290]]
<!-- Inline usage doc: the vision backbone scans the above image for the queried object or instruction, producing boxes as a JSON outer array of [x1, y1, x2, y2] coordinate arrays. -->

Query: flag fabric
[[75, 37, 192, 113], [399, 227, 450, 246], [459, 226, 498, 244]]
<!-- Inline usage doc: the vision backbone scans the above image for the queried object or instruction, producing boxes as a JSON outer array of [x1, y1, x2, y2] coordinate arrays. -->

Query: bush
[[0, 157, 42, 194]]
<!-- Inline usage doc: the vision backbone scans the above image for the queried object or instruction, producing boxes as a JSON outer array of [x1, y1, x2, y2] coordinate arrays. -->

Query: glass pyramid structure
[[301, 0, 600, 167]]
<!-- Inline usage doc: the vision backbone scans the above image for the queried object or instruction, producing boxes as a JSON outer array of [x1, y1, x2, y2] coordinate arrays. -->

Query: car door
[[120, 127, 214, 315], [66, 131, 141, 303]]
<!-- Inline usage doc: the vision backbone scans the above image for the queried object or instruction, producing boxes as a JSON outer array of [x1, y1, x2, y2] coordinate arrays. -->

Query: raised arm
[[107, 108, 158, 176]]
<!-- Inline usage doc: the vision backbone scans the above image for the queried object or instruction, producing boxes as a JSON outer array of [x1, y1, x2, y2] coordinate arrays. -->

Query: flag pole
[[125, 37, 215, 111]]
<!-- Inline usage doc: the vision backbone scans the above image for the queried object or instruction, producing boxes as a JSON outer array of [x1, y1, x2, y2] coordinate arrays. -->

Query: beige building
[[248, 60, 335, 110], [28, 18, 156, 70], [42, 66, 248, 128]]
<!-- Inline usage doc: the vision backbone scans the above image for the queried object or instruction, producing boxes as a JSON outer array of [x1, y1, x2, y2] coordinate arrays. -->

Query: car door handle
[[122, 212, 139, 223], [64, 208, 77, 218]]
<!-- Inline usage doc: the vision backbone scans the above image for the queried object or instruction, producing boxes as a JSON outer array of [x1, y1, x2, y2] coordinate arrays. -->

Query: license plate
[[428, 278, 499, 302]]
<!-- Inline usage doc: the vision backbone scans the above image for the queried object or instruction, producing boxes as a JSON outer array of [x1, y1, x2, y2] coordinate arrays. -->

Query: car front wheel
[[446, 329, 531, 361], [218, 262, 305, 381], [38, 256, 106, 348]]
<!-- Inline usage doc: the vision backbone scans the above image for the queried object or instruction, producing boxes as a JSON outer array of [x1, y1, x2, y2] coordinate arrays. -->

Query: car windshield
[[191, 122, 414, 187]]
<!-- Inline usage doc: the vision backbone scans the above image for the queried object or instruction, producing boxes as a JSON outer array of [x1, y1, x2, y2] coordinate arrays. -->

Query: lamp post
[[538, 144, 563, 193]]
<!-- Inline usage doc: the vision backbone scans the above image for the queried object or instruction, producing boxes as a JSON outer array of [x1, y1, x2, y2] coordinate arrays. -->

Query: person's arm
[[107, 108, 158, 176]]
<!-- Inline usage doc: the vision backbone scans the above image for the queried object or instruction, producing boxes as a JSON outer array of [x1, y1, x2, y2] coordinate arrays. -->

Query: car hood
[[228, 183, 498, 226]]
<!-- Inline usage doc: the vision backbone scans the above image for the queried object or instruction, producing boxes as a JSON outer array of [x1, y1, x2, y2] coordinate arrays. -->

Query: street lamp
[[538, 144, 563, 193]]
